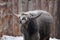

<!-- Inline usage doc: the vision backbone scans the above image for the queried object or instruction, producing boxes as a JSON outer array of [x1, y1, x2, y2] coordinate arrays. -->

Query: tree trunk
[[55, 0, 60, 39]]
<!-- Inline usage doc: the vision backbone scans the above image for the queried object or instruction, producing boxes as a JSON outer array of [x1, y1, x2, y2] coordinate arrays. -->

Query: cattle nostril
[[18, 21, 22, 24], [20, 21, 22, 23]]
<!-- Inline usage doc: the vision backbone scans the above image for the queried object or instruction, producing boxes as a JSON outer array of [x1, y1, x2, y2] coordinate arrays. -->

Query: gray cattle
[[13, 10, 53, 40]]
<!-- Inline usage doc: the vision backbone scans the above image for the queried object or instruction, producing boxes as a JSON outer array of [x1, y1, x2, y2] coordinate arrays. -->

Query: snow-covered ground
[[49, 37, 60, 40], [0, 35, 60, 40], [1, 35, 24, 40]]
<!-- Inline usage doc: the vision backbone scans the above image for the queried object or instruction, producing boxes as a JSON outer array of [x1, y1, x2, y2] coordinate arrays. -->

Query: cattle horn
[[30, 13, 42, 19], [12, 12, 26, 17]]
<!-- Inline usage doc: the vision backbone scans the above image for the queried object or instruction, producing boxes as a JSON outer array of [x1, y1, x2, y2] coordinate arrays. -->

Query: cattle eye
[[31, 14, 34, 16], [19, 17, 20, 18]]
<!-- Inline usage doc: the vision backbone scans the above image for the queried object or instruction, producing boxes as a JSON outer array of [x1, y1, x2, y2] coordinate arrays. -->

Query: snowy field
[[0, 35, 60, 40]]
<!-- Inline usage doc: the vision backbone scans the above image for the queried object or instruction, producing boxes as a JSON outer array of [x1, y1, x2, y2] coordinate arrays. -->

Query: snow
[[0, 35, 60, 40], [49, 37, 59, 40], [1, 35, 24, 40]]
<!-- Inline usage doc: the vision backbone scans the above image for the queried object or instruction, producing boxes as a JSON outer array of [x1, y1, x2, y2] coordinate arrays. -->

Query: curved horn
[[11, 12, 26, 17], [30, 12, 42, 19], [14, 14, 19, 17], [11, 13, 20, 17]]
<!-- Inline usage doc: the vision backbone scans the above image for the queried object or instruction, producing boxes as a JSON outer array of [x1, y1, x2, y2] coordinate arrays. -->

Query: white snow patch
[[49, 37, 60, 40], [1, 35, 60, 40], [1, 35, 24, 40]]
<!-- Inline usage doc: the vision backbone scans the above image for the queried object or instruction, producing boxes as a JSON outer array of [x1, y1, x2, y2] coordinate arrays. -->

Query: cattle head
[[18, 13, 30, 24]]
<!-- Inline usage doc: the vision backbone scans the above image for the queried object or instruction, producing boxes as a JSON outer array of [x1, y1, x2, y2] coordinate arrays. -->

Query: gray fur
[[18, 10, 53, 40]]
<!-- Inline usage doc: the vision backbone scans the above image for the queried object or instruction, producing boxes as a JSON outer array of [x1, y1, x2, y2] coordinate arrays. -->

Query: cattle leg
[[44, 34, 50, 40], [40, 33, 50, 40], [31, 32, 40, 40], [43, 23, 50, 40], [44, 23, 51, 40], [24, 33, 30, 40], [22, 29, 30, 40], [40, 31, 45, 40]]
